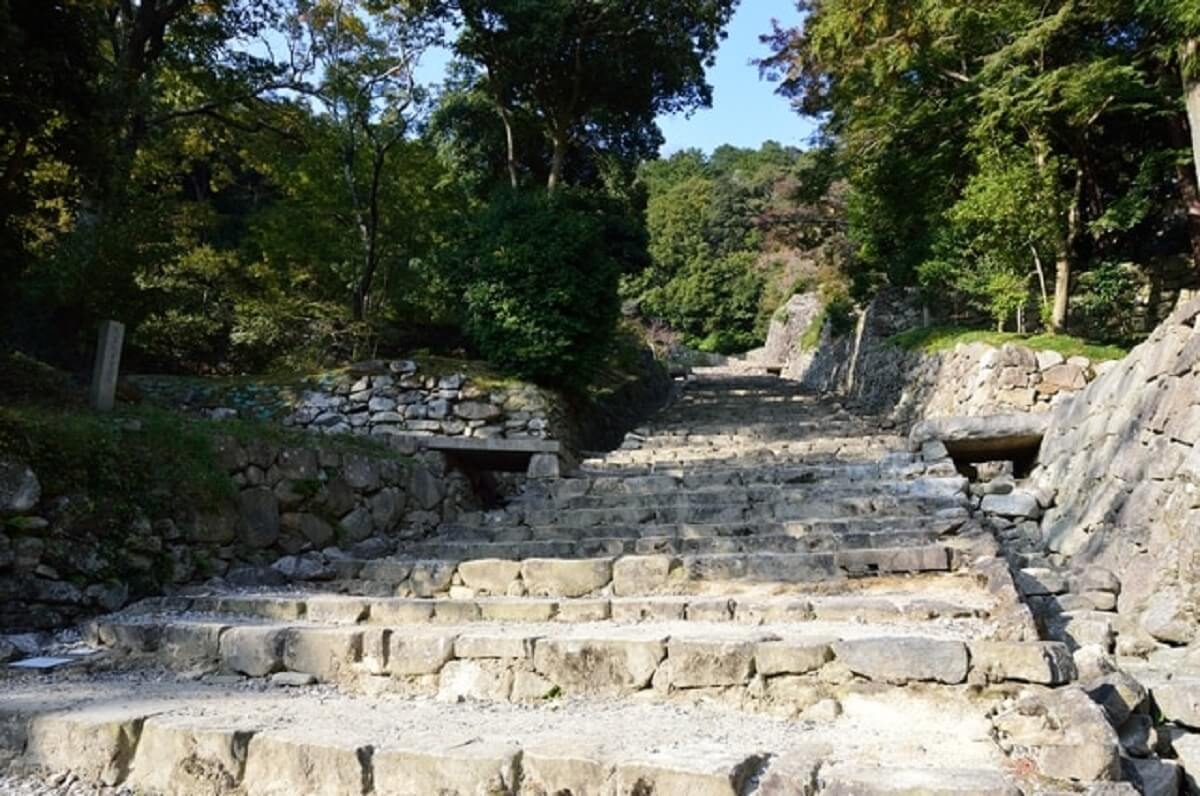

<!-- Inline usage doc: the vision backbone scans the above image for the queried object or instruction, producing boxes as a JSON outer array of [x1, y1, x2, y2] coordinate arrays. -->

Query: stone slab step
[[440, 515, 964, 538], [127, 588, 995, 628], [539, 462, 948, 496], [519, 478, 968, 511], [86, 615, 1077, 700], [398, 529, 952, 561], [266, 547, 960, 599], [0, 675, 1053, 794], [436, 511, 960, 542], [577, 454, 917, 476], [499, 497, 967, 529]]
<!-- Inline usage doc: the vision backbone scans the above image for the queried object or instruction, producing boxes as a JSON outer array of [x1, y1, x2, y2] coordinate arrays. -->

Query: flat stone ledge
[[909, 414, 1048, 464], [391, 435, 563, 477]]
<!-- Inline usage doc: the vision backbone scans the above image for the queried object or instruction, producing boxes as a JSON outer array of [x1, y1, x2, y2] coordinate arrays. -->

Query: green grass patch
[[888, 325, 1129, 362], [798, 312, 826, 352]]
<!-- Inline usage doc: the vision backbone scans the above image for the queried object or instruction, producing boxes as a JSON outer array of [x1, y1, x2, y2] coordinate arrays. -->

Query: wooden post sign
[[89, 320, 125, 412]]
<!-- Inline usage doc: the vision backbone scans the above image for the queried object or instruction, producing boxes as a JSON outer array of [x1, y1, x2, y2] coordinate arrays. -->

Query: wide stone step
[[519, 477, 968, 512], [542, 461, 939, 496], [87, 615, 1076, 701], [578, 451, 910, 474], [126, 586, 996, 628], [502, 496, 966, 529], [564, 459, 953, 490], [437, 516, 963, 544], [267, 547, 960, 598], [0, 676, 1053, 795], [399, 529, 952, 561]]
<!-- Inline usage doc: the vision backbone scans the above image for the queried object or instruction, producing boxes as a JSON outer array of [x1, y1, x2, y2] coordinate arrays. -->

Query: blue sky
[[657, 1, 815, 154], [415, 1, 814, 156]]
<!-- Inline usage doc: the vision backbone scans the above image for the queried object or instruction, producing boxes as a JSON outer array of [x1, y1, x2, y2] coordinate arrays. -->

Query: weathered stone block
[[457, 559, 521, 594], [389, 633, 455, 676], [533, 637, 665, 695], [220, 626, 285, 677], [27, 708, 145, 786], [755, 641, 833, 676], [667, 639, 755, 688], [521, 558, 613, 598], [237, 488, 281, 548], [373, 742, 520, 796], [833, 638, 968, 684], [612, 556, 674, 596], [283, 628, 362, 682], [968, 641, 1076, 685], [242, 733, 370, 795], [127, 716, 252, 795]]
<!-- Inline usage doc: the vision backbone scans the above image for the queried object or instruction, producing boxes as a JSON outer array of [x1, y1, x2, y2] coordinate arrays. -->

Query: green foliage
[[1071, 262, 1144, 344], [436, 0, 737, 189], [888, 325, 1129, 361], [764, 0, 1197, 334], [460, 190, 634, 385], [630, 144, 847, 353], [920, 147, 1062, 326], [0, 405, 234, 526]]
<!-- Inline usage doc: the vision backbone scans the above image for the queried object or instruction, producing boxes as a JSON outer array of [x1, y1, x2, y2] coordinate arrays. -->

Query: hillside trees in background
[[764, 0, 1200, 338], [459, 189, 646, 384], [629, 143, 850, 353]]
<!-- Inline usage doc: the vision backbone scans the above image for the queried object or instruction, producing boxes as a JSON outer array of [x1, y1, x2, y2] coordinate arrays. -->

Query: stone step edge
[[524, 484, 970, 509], [402, 531, 955, 557], [266, 547, 962, 598], [5, 698, 1038, 796], [123, 589, 993, 627], [88, 617, 1078, 693], [438, 515, 966, 537], [533, 472, 957, 494]]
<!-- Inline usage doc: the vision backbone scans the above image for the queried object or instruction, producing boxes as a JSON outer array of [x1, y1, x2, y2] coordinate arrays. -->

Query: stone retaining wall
[[846, 290, 1104, 422], [0, 440, 475, 631], [134, 359, 565, 444], [1028, 297, 1200, 654]]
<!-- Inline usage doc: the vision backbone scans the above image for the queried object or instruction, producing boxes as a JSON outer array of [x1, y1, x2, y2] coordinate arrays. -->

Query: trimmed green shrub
[[461, 190, 641, 386]]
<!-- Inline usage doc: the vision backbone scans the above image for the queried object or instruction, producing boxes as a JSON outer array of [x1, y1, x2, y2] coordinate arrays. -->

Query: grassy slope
[[888, 326, 1129, 362]]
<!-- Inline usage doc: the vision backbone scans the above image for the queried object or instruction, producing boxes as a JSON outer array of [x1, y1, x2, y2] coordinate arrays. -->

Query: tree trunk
[[1185, 39, 1200, 188], [351, 153, 386, 323], [497, 105, 518, 189], [547, 133, 567, 192], [1050, 167, 1084, 334], [1169, 110, 1200, 272]]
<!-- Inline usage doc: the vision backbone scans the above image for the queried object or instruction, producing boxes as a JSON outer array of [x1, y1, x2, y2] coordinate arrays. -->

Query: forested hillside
[[0, 0, 737, 385], [626, 143, 849, 354], [762, 0, 1200, 342]]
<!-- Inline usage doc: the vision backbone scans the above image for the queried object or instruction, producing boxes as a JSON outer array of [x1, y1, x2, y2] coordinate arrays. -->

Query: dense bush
[[460, 190, 641, 386]]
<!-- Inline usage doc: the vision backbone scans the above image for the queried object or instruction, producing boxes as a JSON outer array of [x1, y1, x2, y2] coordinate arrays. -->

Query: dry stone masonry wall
[[0, 439, 475, 632], [1028, 297, 1200, 655], [751, 289, 1103, 422], [846, 290, 1105, 421], [134, 358, 564, 444]]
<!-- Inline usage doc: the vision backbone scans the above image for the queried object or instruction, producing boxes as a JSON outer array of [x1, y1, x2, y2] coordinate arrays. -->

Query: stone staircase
[[0, 369, 1123, 794]]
